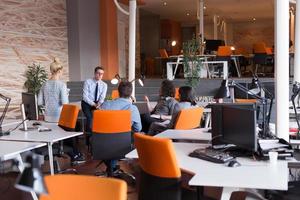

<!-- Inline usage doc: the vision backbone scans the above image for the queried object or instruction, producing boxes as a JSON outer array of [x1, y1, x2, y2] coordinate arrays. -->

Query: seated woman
[[148, 86, 197, 135], [141, 80, 179, 133]]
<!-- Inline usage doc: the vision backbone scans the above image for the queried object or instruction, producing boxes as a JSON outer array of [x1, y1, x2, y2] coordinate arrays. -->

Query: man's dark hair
[[94, 66, 104, 73], [179, 86, 197, 106], [160, 80, 175, 98], [118, 81, 132, 98]]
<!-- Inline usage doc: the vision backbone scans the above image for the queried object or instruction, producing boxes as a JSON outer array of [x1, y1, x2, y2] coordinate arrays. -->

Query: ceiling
[[139, 0, 276, 24]]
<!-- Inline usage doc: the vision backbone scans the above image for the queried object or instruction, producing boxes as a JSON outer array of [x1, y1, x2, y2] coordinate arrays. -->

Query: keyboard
[[189, 148, 235, 163]]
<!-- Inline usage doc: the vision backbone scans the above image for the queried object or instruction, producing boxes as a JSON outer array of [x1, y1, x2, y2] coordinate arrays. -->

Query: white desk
[[0, 140, 46, 200], [157, 128, 211, 141], [126, 129, 289, 200], [0, 121, 83, 175]]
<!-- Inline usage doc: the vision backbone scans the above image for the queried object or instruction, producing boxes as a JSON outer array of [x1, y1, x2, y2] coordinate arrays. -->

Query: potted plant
[[24, 63, 48, 95], [182, 37, 205, 88]]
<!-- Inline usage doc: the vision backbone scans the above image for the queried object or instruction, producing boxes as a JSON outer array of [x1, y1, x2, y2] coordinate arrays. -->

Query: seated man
[[101, 81, 142, 172]]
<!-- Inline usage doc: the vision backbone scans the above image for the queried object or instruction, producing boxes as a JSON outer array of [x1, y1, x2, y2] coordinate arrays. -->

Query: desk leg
[[220, 187, 238, 200], [47, 142, 54, 175], [205, 113, 211, 128], [166, 63, 173, 80], [16, 154, 39, 200]]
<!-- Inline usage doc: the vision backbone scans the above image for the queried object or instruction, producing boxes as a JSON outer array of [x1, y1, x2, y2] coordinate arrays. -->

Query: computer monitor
[[211, 103, 256, 147], [205, 39, 225, 53], [21, 92, 38, 120], [221, 105, 257, 152]]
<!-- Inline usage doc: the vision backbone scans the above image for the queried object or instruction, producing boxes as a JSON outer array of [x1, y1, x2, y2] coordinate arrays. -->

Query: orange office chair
[[92, 110, 133, 179], [36, 104, 81, 173], [216, 46, 236, 77], [111, 89, 119, 99], [174, 107, 204, 130], [235, 99, 258, 104], [253, 42, 274, 75], [175, 87, 180, 100], [39, 175, 127, 200], [134, 133, 181, 200]]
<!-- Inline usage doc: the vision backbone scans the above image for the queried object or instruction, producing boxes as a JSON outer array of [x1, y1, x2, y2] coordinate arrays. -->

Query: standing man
[[81, 66, 107, 133]]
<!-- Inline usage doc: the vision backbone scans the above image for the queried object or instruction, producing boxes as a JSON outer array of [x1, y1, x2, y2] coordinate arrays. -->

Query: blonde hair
[[50, 57, 63, 75]]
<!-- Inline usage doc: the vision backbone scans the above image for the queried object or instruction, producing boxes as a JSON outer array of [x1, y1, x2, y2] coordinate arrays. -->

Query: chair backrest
[[175, 87, 180, 100], [159, 48, 169, 58], [174, 107, 204, 130], [92, 110, 131, 133], [58, 104, 80, 131], [39, 175, 127, 200], [217, 46, 232, 56], [111, 89, 119, 100], [265, 47, 273, 55], [134, 133, 181, 178], [253, 42, 267, 54], [92, 110, 132, 160]]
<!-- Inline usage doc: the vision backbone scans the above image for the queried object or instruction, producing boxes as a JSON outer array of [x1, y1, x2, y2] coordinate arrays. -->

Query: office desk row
[[0, 121, 83, 175], [126, 128, 290, 200]]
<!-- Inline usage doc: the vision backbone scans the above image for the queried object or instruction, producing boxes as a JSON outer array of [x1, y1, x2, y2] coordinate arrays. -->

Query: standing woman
[[38, 58, 68, 122]]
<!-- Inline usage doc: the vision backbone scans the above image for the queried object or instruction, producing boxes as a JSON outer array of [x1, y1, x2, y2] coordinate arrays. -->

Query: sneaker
[[71, 153, 86, 165]]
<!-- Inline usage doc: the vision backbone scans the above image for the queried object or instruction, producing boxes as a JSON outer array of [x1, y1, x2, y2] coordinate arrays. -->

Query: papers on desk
[[259, 140, 289, 151]]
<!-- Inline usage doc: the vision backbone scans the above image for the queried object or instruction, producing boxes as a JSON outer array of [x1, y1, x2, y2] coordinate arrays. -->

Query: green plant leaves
[[24, 63, 48, 94]]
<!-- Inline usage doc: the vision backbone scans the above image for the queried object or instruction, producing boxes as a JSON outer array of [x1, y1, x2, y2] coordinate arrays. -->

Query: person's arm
[[98, 82, 107, 104], [131, 106, 142, 132], [82, 80, 96, 106], [60, 83, 69, 105], [144, 96, 154, 113], [37, 84, 44, 106]]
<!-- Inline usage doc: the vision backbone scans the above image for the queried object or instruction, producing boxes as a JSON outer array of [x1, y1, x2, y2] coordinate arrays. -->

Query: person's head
[[50, 57, 63, 77], [118, 81, 133, 98], [179, 86, 196, 105], [94, 66, 104, 81], [159, 80, 175, 98]]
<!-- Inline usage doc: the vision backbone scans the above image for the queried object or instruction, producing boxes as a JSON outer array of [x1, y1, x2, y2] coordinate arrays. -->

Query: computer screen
[[21, 92, 38, 120], [222, 105, 257, 152], [211, 103, 256, 146], [205, 39, 225, 52]]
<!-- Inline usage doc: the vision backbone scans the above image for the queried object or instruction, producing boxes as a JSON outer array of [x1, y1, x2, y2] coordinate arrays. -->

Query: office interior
[[0, 0, 300, 200]]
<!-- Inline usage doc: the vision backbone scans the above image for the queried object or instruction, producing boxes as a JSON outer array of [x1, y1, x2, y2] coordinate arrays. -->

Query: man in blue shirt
[[81, 66, 107, 133], [101, 81, 142, 174], [101, 81, 142, 132]]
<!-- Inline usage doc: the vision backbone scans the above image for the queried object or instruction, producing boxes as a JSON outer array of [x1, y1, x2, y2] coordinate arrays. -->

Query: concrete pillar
[[213, 15, 218, 40]]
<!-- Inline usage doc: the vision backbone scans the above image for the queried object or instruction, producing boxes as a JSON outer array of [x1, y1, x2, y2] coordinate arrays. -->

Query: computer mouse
[[32, 122, 42, 126], [227, 160, 241, 167]]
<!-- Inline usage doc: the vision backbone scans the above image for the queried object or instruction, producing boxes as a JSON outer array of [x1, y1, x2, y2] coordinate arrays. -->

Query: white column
[[275, 0, 290, 141], [199, 0, 204, 53], [294, 2, 300, 83], [213, 15, 218, 40], [129, 0, 137, 97]]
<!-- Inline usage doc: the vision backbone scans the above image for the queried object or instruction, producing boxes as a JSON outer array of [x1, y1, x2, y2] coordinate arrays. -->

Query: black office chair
[[91, 110, 135, 183]]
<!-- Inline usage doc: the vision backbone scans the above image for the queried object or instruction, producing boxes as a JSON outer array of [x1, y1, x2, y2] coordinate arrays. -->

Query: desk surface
[[0, 121, 83, 143], [126, 129, 289, 191], [157, 128, 211, 141], [0, 140, 45, 160]]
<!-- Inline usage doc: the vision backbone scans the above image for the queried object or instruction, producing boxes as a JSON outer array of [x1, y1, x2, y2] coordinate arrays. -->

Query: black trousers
[[81, 100, 95, 133]]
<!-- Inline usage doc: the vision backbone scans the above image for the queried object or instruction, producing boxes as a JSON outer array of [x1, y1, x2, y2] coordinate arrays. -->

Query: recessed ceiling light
[[204, 6, 207, 9], [252, 18, 256, 21], [186, 13, 190, 16], [163, 2, 167, 6]]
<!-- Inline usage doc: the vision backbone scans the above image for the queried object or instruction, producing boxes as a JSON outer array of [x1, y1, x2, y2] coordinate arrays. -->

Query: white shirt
[[82, 78, 107, 106]]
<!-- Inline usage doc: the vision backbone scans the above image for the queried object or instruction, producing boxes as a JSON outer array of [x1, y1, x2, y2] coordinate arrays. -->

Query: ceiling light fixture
[[186, 13, 190, 16], [171, 40, 177, 47], [204, 6, 207, 10], [163, 2, 167, 6], [252, 18, 256, 21]]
